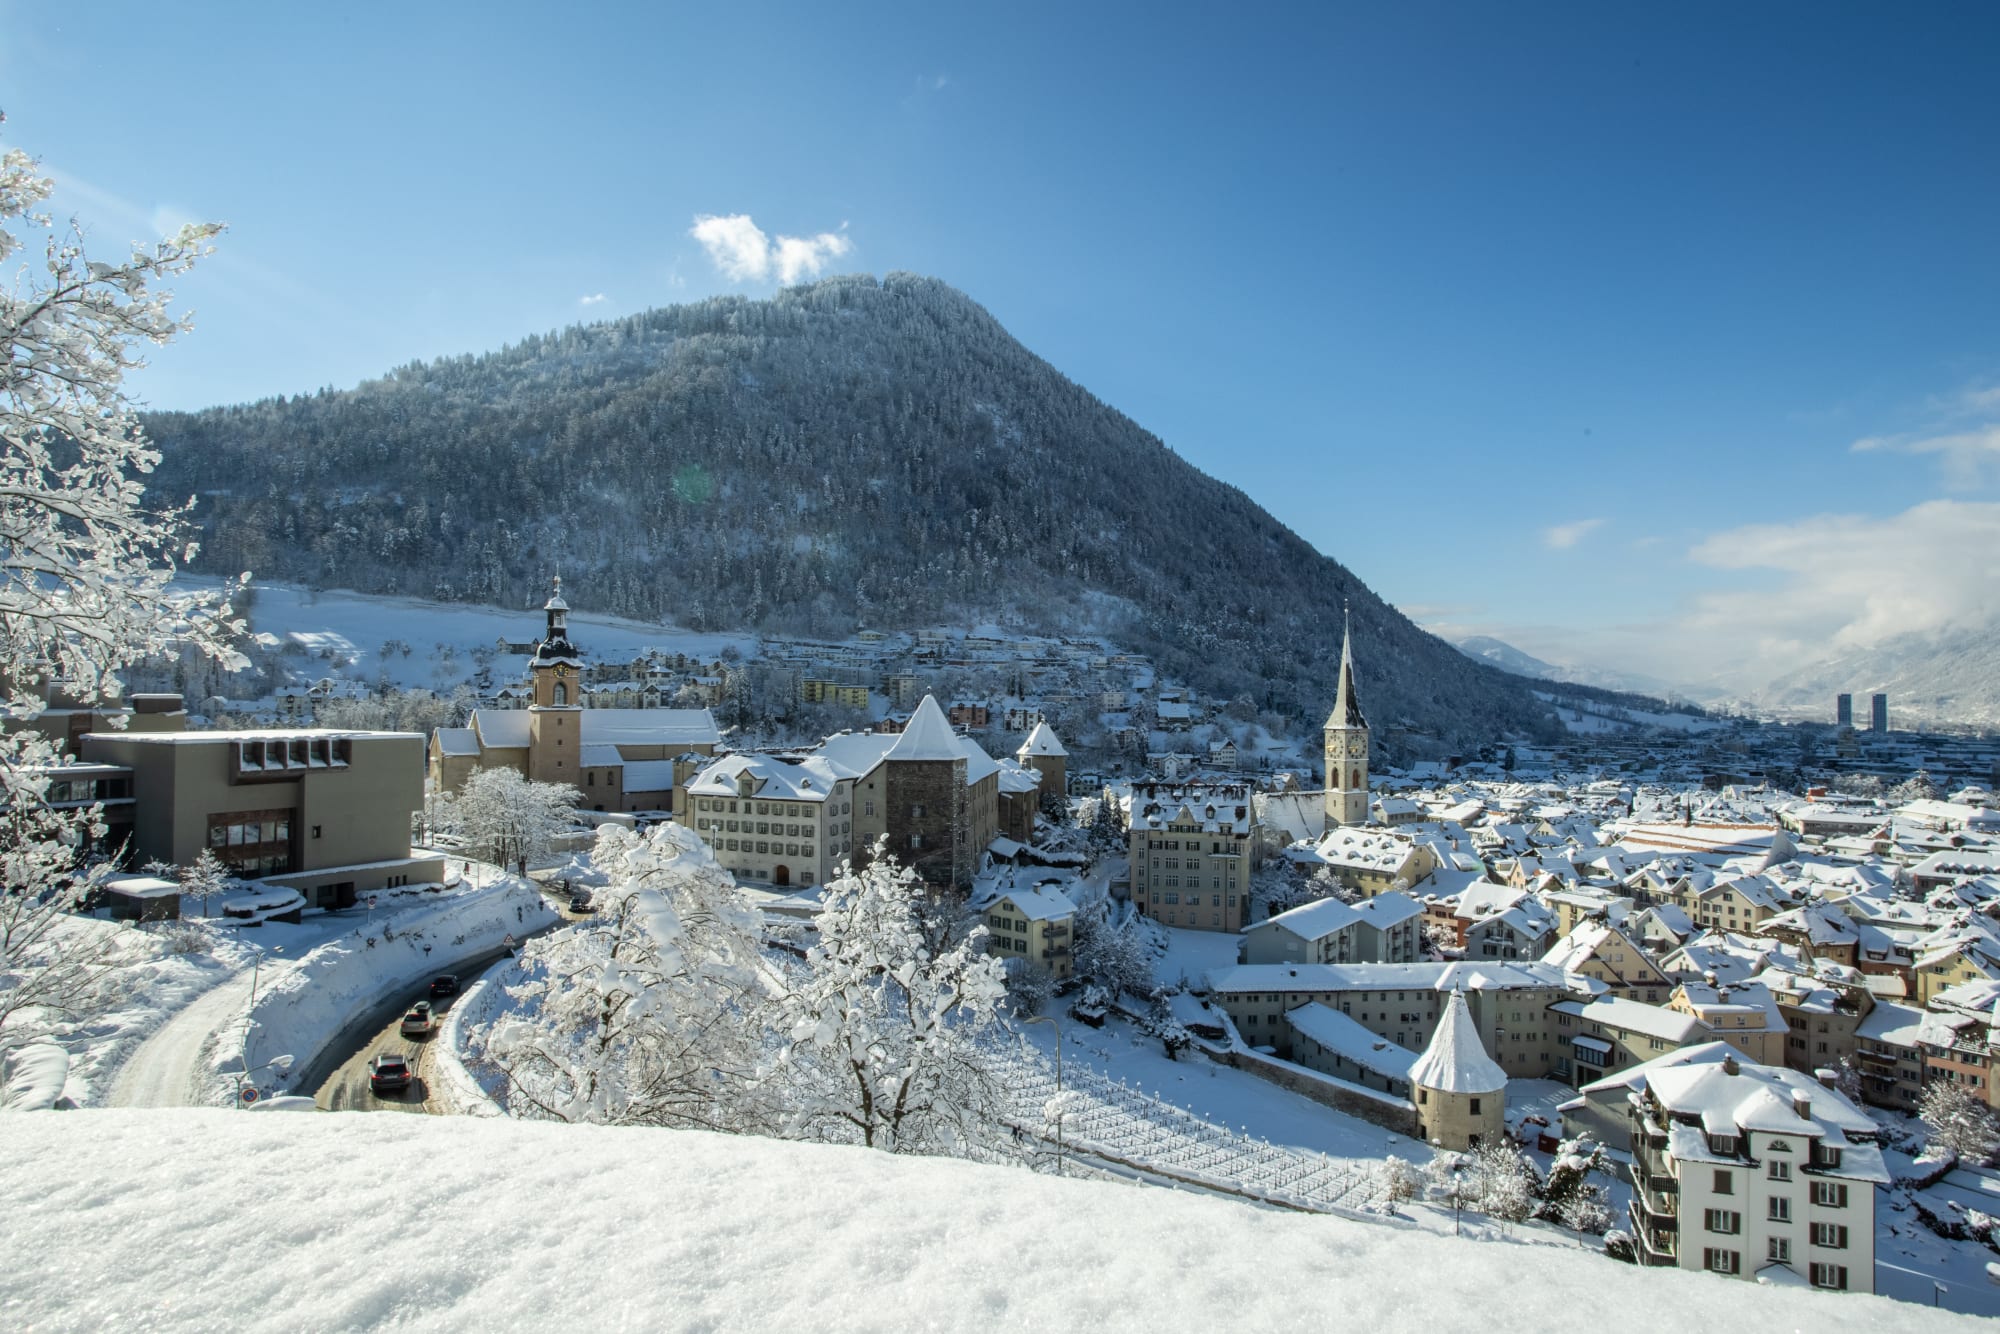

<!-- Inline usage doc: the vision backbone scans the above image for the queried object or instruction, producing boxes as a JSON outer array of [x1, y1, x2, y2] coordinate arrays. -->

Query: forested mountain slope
[[149, 273, 1558, 747]]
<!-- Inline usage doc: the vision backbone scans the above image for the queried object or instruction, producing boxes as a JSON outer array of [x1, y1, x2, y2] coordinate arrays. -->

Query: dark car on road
[[429, 975, 459, 998], [568, 889, 594, 913], [368, 1053, 413, 1096]]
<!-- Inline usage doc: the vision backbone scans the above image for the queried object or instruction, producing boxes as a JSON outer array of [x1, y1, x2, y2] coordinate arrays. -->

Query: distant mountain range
[[145, 273, 1566, 750], [1737, 624, 2000, 729], [1452, 635, 1698, 701]]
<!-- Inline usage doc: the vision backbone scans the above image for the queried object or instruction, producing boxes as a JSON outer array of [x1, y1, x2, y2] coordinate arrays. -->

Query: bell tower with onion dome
[[528, 576, 584, 786]]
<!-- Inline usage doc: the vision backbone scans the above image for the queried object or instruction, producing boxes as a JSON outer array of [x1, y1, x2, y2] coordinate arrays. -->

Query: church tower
[[1323, 609, 1370, 828], [527, 576, 584, 786]]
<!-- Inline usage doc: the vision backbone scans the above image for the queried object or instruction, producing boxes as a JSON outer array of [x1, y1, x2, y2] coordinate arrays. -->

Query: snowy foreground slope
[[0, 1112, 1970, 1333]]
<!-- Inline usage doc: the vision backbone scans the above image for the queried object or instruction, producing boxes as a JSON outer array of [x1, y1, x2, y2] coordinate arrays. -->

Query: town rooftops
[[690, 752, 845, 803], [82, 727, 420, 744], [886, 695, 963, 762], [1285, 1003, 1418, 1081], [1206, 960, 1568, 996], [994, 886, 1076, 922], [470, 708, 721, 751]]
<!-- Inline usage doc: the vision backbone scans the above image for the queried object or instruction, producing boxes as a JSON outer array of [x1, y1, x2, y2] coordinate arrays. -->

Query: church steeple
[[1326, 609, 1367, 732], [527, 575, 583, 785], [1323, 605, 1370, 829], [531, 575, 582, 669]]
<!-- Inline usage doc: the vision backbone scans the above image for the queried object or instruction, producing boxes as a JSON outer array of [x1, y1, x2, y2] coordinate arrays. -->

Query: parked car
[[568, 889, 594, 913], [428, 974, 459, 998], [399, 1002, 435, 1037], [368, 1053, 412, 1095]]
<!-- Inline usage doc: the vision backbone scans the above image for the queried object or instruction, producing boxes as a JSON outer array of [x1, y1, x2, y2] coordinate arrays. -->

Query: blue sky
[[5, 2, 1997, 690]]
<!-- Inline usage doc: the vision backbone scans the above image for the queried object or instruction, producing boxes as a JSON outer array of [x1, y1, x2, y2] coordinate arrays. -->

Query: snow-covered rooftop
[[1407, 990, 1505, 1094]]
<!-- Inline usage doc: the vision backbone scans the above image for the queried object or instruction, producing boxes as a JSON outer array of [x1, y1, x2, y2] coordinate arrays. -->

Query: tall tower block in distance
[[1323, 609, 1370, 829], [1835, 693, 1853, 729], [1870, 693, 1889, 734]]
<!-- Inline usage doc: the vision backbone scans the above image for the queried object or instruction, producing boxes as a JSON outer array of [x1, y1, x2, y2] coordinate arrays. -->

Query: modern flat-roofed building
[[1835, 693, 1853, 728], [79, 728, 439, 910], [1869, 693, 1888, 733]]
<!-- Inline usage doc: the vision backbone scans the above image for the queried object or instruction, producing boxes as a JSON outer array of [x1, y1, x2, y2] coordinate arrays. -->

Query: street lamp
[[1020, 1013, 1066, 1177], [245, 940, 268, 1007]]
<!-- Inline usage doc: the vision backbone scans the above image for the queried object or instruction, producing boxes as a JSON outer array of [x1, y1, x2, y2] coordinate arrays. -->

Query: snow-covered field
[[216, 579, 759, 693], [0, 1110, 1961, 1333]]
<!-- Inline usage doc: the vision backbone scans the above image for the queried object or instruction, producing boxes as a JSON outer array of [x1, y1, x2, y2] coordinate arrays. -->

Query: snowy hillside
[[0, 1111, 1961, 1332]]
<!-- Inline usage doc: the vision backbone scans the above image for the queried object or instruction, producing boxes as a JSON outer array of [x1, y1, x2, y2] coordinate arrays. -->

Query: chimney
[[1703, 969, 1718, 988], [1792, 1090, 1812, 1121], [1722, 1054, 1739, 1076]]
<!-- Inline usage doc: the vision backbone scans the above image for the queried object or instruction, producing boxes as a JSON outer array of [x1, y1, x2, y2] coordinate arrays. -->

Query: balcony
[[1629, 1203, 1679, 1263], [1634, 1176, 1678, 1219]]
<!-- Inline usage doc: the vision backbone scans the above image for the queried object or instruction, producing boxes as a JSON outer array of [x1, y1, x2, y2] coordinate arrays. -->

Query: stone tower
[[1323, 609, 1370, 829], [527, 576, 584, 787], [1016, 719, 1069, 803], [1409, 988, 1507, 1150]]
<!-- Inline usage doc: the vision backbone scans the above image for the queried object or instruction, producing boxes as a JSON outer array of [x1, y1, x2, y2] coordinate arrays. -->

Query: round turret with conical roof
[[1410, 988, 1507, 1149]]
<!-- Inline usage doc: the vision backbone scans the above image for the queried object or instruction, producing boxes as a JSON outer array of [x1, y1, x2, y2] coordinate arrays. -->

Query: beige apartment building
[[79, 728, 438, 909], [983, 886, 1076, 979], [1129, 780, 1257, 933]]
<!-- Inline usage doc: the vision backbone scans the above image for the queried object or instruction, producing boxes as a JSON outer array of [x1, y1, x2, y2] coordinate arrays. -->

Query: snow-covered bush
[[1919, 1079, 1999, 1167], [1470, 1139, 1540, 1224], [1537, 1136, 1613, 1235]]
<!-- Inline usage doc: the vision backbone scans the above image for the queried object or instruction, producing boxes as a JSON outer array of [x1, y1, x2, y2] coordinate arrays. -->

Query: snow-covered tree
[[1919, 1079, 2000, 1166], [769, 848, 1013, 1155], [0, 132, 246, 1056], [485, 824, 773, 1128], [436, 768, 577, 872], [1374, 1155, 1425, 1210], [176, 848, 235, 919], [1470, 1138, 1539, 1224], [1070, 906, 1155, 997], [1537, 1136, 1614, 1236]]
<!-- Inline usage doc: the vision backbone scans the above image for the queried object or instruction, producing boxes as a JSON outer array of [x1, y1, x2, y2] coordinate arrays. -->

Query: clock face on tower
[[1348, 736, 1366, 758]]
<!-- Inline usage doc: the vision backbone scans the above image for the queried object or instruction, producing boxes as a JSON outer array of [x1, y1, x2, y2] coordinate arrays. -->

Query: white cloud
[[689, 214, 853, 285], [1852, 378, 2000, 489], [578, 293, 607, 306], [1541, 518, 1605, 549], [1677, 499, 2000, 678], [1853, 423, 2000, 490]]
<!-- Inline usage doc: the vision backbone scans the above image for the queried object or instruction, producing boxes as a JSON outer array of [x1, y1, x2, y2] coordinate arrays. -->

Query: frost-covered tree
[[1470, 1138, 1539, 1224], [485, 824, 773, 1128], [1070, 906, 1155, 998], [176, 848, 235, 919], [1374, 1155, 1425, 1210], [0, 133, 245, 1057], [769, 849, 1012, 1154], [1919, 1079, 2000, 1166], [436, 768, 577, 872], [1537, 1136, 1613, 1236]]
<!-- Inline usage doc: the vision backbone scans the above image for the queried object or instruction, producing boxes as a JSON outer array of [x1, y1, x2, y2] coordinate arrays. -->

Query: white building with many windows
[[1628, 1054, 1888, 1292], [683, 753, 856, 889]]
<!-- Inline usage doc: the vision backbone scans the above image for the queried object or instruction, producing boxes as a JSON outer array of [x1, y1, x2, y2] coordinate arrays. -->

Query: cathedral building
[[429, 579, 722, 815]]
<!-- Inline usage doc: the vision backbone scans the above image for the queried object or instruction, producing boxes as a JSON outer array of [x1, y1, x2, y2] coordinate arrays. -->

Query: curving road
[[312, 983, 452, 1114], [111, 964, 291, 1108]]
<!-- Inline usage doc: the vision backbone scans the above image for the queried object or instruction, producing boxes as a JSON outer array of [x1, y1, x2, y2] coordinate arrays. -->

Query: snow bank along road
[[109, 963, 277, 1108]]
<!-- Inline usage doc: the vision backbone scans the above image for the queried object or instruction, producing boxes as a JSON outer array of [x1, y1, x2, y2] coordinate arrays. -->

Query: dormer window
[[1708, 1133, 1739, 1157]]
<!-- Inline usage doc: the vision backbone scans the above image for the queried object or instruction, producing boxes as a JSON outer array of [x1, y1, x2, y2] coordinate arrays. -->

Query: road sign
[[240, 1086, 260, 1104], [503, 933, 517, 948], [367, 894, 379, 909]]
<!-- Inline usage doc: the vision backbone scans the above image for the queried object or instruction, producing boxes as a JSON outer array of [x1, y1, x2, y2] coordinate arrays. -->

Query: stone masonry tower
[[527, 576, 584, 787], [1323, 608, 1370, 829]]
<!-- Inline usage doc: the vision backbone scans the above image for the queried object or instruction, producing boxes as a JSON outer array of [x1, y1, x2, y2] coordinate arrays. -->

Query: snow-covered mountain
[[1452, 635, 1700, 701], [1740, 624, 2000, 728], [145, 274, 1562, 747]]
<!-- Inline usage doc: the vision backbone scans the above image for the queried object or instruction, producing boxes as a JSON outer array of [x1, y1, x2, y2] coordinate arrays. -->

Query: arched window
[[553, 683, 568, 706]]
